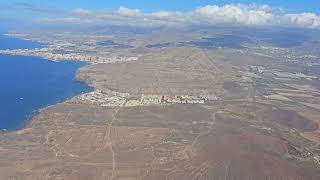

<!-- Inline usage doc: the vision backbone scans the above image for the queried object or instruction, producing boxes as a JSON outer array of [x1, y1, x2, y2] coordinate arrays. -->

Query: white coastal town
[[70, 89, 219, 107]]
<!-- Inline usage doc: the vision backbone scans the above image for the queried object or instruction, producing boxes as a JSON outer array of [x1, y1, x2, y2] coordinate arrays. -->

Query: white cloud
[[72, 8, 91, 16], [150, 10, 186, 24], [193, 4, 320, 28], [36, 17, 85, 24], [284, 13, 320, 28], [117, 6, 140, 17], [151, 10, 172, 18], [31, 4, 320, 29], [194, 5, 275, 26]]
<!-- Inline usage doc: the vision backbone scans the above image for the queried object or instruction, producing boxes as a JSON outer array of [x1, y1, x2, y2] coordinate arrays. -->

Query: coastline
[[0, 33, 141, 64], [17, 78, 93, 132], [0, 54, 94, 132], [0, 33, 124, 131]]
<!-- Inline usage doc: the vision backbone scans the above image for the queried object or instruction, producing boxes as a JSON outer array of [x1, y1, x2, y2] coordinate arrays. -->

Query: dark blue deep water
[[0, 34, 43, 50], [0, 35, 92, 130]]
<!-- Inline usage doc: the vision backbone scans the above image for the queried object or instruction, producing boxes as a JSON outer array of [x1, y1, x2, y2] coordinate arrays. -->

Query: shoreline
[[0, 54, 94, 132]]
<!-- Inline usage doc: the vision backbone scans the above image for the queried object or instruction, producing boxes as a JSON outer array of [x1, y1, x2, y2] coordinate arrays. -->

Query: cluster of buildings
[[245, 45, 320, 65], [126, 94, 162, 106], [272, 71, 318, 81], [0, 48, 139, 64], [314, 156, 320, 166], [73, 90, 128, 107], [73, 90, 219, 107], [163, 95, 218, 104], [248, 66, 265, 75]]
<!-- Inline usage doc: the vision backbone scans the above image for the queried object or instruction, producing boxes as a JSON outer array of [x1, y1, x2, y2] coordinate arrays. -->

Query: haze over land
[[1, 1, 320, 180]]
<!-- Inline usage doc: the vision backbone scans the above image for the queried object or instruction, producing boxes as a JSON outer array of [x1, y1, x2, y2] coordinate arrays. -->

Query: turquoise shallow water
[[0, 35, 92, 130]]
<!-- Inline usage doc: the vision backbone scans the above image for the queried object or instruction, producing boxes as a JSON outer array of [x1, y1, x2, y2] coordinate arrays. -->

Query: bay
[[0, 35, 92, 130]]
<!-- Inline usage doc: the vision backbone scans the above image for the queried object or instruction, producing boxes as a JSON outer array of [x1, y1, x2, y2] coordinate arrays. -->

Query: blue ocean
[[0, 34, 92, 130], [0, 34, 42, 50]]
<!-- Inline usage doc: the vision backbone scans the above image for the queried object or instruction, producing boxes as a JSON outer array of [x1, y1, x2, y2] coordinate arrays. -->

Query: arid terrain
[[1, 28, 320, 180]]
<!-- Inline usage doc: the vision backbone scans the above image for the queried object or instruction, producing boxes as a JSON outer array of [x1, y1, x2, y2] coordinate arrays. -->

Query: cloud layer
[[8, 3, 320, 29]]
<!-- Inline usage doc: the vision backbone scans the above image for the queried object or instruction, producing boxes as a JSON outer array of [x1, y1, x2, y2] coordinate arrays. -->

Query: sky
[[0, 0, 320, 30], [0, 0, 319, 13]]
